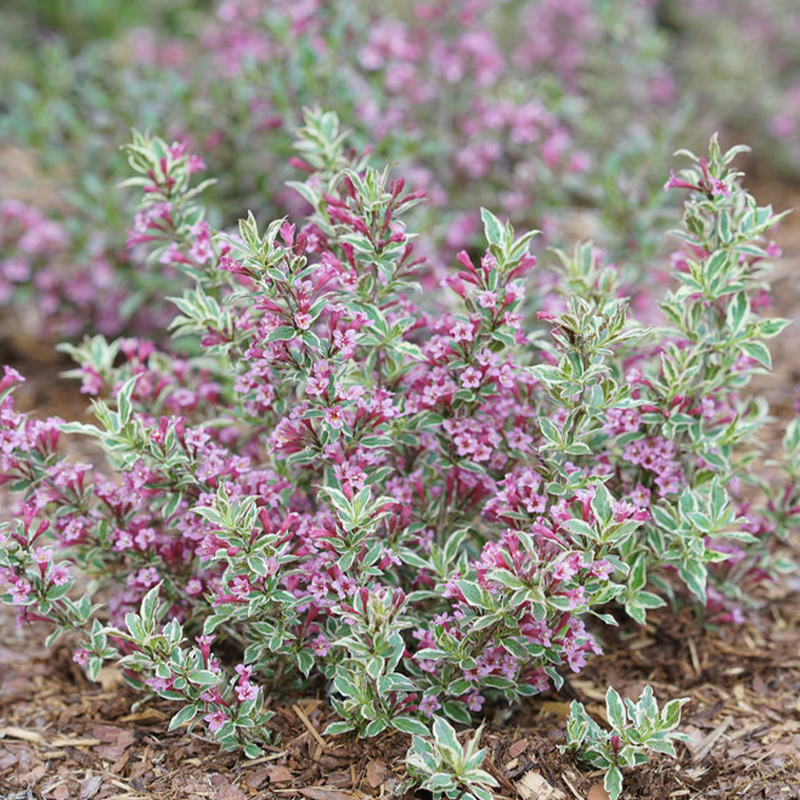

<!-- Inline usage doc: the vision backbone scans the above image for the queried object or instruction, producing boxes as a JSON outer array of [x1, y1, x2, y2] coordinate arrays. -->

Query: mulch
[[1, 573, 799, 800]]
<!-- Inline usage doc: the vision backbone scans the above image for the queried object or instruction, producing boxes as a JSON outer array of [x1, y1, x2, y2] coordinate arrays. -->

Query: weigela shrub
[[0, 114, 794, 761]]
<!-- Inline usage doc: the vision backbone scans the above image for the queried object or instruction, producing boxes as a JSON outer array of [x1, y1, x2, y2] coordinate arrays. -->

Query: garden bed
[[1, 177, 799, 800], [1, 584, 799, 799], [3, 4, 800, 797]]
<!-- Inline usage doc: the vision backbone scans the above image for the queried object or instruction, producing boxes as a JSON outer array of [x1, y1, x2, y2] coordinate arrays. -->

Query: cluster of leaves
[[405, 719, 497, 800], [563, 685, 689, 800], [0, 117, 795, 790]]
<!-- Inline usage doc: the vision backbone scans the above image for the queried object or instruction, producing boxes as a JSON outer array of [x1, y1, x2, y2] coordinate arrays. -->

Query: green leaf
[[456, 580, 487, 608], [190, 670, 220, 686], [168, 704, 199, 731], [139, 583, 162, 626], [426, 773, 456, 790], [545, 666, 564, 691], [758, 318, 790, 338], [324, 721, 355, 736], [637, 591, 667, 609], [604, 765, 623, 800], [243, 743, 263, 759], [364, 718, 389, 737], [480, 208, 504, 246], [725, 291, 747, 334], [591, 482, 614, 526], [432, 716, 462, 756], [392, 716, 430, 736], [163, 491, 183, 519], [415, 648, 450, 661], [628, 555, 647, 593], [678, 560, 707, 602], [443, 701, 471, 725], [116, 375, 138, 428], [562, 518, 597, 541], [661, 697, 689, 728], [87, 657, 103, 682], [647, 739, 677, 757], [366, 656, 384, 680], [739, 340, 772, 369], [605, 687, 627, 731], [297, 649, 315, 677], [266, 326, 297, 342]]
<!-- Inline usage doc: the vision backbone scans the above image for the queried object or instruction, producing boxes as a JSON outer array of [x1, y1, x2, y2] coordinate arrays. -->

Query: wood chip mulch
[[1, 567, 799, 800]]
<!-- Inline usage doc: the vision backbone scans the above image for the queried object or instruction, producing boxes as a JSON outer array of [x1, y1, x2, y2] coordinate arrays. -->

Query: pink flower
[[663, 170, 698, 193], [477, 290, 497, 309], [147, 674, 175, 693], [451, 321, 474, 343], [187, 155, 206, 174], [310, 635, 330, 656], [159, 242, 185, 265], [50, 564, 71, 586], [419, 694, 441, 717], [461, 367, 482, 389], [196, 634, 216, 665], [229, 575, 252, 599], [204, 710, 227, 732], [563, 586, 586, 609], [295, 313, 313, 330], [235, 681, 259, 702], [189, 221, 212, 264], [551, 556, 581, 583], [200, 688, 222, 704], [324, 406, 344, 429], [0, 365, 25, 392], [10, 580, 31, 605], [591, 560, 614, 580]]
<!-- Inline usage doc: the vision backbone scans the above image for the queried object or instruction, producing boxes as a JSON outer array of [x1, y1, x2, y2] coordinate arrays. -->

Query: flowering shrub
[[6, 1, 800, 343], [0, 197, 179, 339], [0, 116, 793, 767], [563, 685, 689, 800], [0, 0, 681, 340]]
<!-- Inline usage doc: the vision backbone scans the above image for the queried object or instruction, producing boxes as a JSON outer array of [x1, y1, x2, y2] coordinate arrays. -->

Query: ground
[[2, 575, 799, 799], [0, 167, 799, 800]]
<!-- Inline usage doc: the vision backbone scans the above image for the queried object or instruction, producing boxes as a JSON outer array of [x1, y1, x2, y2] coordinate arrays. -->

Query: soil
[[1, 570, 799, 799], [1, 168, 799, 799]]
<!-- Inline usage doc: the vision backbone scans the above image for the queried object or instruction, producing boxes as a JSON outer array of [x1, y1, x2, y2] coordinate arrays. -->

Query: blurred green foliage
[[0, 0, 209, 78]]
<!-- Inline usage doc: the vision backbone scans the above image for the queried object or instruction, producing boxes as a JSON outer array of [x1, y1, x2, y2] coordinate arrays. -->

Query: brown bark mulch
[[1, 576, 799, 800]]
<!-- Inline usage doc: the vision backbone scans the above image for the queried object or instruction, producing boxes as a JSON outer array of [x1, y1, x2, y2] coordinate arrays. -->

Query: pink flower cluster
[[0, 199, 169, 338]]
